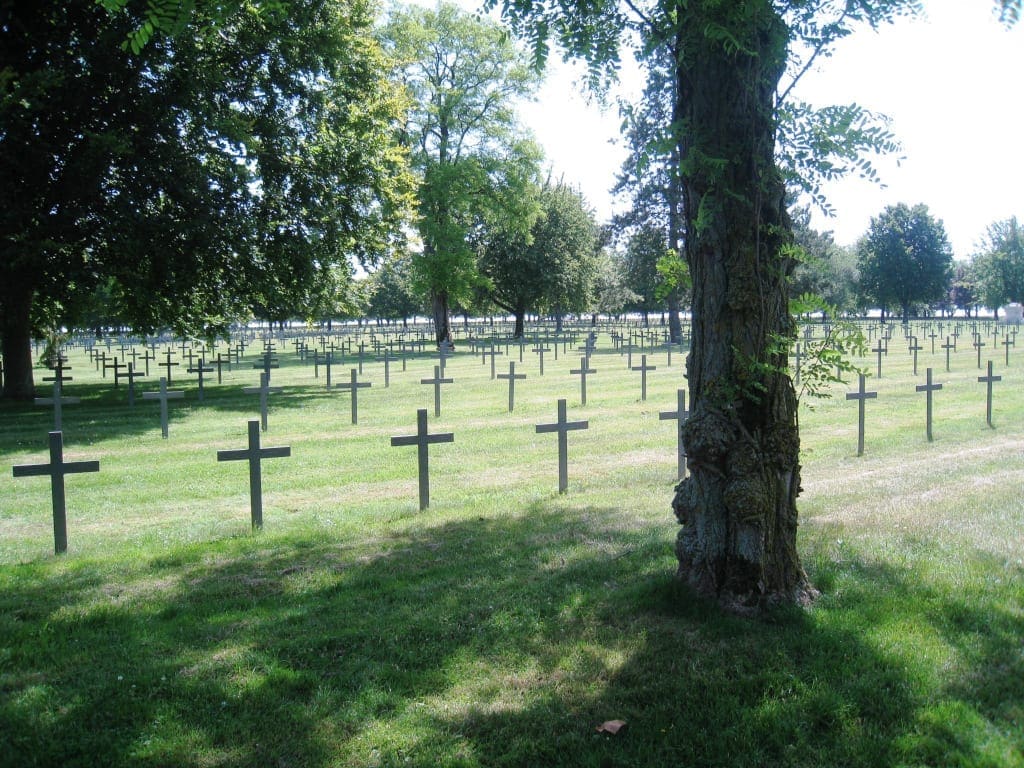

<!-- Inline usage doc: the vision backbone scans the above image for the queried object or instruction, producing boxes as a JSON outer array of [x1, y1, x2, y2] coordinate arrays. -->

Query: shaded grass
[[1, 325, 1023, 767]]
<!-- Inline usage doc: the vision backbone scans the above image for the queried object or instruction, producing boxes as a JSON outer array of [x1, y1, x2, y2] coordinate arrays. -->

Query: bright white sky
[[515, 0, 1024, 259]]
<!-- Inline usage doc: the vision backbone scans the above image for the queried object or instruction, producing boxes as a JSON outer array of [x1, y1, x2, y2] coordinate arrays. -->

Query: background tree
[[591, 249, 641, 322], [365, 254, 423, 327], [969, 216, 1024, 317], [856, 203, 954, 322], [383, 2, 542, 345], [621, 224, 667, 325], [1, 0, 412, 399], [790, 207, 859, 316]]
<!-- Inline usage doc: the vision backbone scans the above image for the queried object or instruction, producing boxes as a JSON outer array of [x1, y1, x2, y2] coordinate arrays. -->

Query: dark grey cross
[[570, 356, 597, 405], [243, 372, 282, 432], [390, 408, 454, 511], [188, 358, 214, 402], [631, 354, 657, 401], [532, 343, 551, 375], [438, 342, 452, 376], [252, 350, 280, 381], [496, 361, 526, 412], [872, 339, 887, 379], [139, 348, 155, 376], [217, 419, 291, 530], [35, 382, 81, 431], [159, 349, 179, 384], [1002, 335, 1014, 365], [845, 373, 877, 457], [378, 349, 392, 388], [915, 367, 942, 442], [659, 388, 690, 478], [535, 398, 589, 493], [116, 360, 145, 404], [324, 351, 336, 388], [103, 356, 124, 383], [142, 377, 184, 438], [212, 352, 231, 384], [420, 365, 453, 417], [481, 341, 503, 380], [928, 329, 938, 353], [13, 430, 99, 554], [977, 360, 1002, 428], [941, 336, 955, 372], [335, 368, 372, 424], [973, 335, 986, 369], [908, 337, 923, 376]]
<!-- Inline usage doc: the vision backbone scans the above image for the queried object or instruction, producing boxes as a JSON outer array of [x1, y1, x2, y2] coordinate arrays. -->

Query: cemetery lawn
[[1, 329, 1022, 767]]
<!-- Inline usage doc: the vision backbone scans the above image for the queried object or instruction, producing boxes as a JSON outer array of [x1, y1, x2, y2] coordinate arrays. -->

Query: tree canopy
[[1, 0, 413, 398], [856, 203, 954, 321], [382, 2, 543, 345], [969, 216, 1024, 316]]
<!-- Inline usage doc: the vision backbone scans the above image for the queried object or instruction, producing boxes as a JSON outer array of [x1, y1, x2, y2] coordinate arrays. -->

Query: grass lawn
[[1, 323, 1022, 767]]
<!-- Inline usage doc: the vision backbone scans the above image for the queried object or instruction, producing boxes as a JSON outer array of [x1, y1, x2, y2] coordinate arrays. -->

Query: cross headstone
[[532, 343, 551, 375], [845, 373, 877, 457], [1002, 335, 1014, 366], [390, 408, 454, 511], [159, 349, 180, 385], [335, 368, 372, 424], [659, 388, 690, 478], [535, 398, 589, 493], [142, 377, 184, 438], [496, 361, 526, 412], [570, 357, 597, 405], [915, 367, 942, 442], [244, 372, 282, 432], [252, 350, 280, 382], [973, 335, 986, 368], [481, 341, 503, 380], [631, 354, 657, 401], [872, 339, 887, 379], [13, 430, 99, 554], [977, 359, 1002, 428], [115, 361, 145, 405], [188, 358, 214, 402], [42, 357, 73, 389], [216, 419, 291, 530], [908, 337, 923, 376], [35, 382, 81, 431], [420, 365, 453, 418]]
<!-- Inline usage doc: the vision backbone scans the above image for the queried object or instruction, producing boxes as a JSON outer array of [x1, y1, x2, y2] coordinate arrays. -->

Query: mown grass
[[1, 322, 1022, 768]]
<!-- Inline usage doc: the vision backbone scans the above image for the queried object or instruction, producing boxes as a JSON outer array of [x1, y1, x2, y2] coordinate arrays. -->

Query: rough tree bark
[[0, 285, 36, 401], [671, 4, 815, 609], [431, 289, 454, 347]]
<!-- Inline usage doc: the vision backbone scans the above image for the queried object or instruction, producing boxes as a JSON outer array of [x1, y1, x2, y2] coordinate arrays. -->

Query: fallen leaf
[[595, 720, 626, 735]]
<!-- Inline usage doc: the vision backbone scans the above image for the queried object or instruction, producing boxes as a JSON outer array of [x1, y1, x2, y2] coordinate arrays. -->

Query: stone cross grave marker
[[977, 360, 1002, 428], [845, 373, 877, 457], [103, 355, 124, 383], [13, 430, 99, 554], [973, 334, 986, 369], [253, 349, 280, 382], [496, 361, 526, 412], [159, 348, 179, 385], [335, 368, 372, 425], [142, 377, 184, 438], [35, 381, 81, 431], [659, 388, 690, 478], [42, 356, 73, 390], [535, 398, 589, 493], [420, 365, 453, 418], [390, 408, 454, 511], [482, 341, 502, 380], [941, 336, 955, 373], [631, 354, 657, 401], [872, 339, 887, 379], [188, 358, 214, 402], [116, 361, 145, 405], [915, 367, 942, 442], [217, 419, 291, 530], [908, 336, 923, 376], [532, 342, 551, 375], [139, 348, 155, 376], [212, 352, 231, 384], [1002, 335, 1014, 366], [243, 372, 282, 432], [570, 356, 597, 405]]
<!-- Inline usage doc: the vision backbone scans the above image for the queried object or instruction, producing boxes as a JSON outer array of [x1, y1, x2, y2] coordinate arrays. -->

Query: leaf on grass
[[595, 719, 626, 735]]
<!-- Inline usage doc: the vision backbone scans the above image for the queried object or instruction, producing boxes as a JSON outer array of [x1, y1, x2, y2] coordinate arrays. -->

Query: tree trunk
[[1, 285, 36, 400], [431, 289, 453, 346], [671, 4, 813, 609], [667, 292, 683, 344], [513, 302, 525, 338]]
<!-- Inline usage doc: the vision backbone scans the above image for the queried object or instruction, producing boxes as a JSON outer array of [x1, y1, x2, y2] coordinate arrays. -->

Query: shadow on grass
[[1, 504, 1020, 767]]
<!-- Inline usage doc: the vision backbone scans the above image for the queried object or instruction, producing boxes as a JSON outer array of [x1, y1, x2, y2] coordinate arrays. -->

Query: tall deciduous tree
[[970, 216, 1024, 317], [488, 0, 962, 608], [856, 203, 954, 322], [1, 0, 412, 399], [383, 2, 542, 345]]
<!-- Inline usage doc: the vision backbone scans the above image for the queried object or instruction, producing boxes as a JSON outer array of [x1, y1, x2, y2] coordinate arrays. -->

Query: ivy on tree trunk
[[671, 4, 814, 609]]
